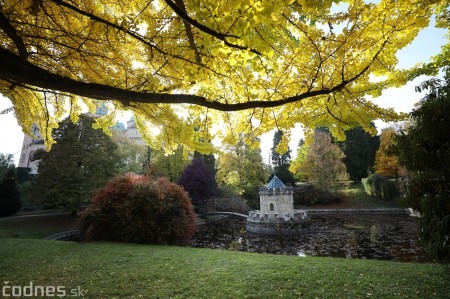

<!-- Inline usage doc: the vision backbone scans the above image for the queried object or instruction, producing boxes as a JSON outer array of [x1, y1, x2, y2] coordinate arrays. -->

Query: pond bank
[[304, 207, 411, 215]]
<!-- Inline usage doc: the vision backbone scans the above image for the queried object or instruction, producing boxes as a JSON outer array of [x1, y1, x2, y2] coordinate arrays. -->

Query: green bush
[[79, 173, 196, 245], [293, 184, 342, 206], [362, 173, 400, 201]]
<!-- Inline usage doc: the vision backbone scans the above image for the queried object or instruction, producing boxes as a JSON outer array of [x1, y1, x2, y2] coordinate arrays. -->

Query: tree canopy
[[0, 153, 15, 180], [0, 0, 448, 152], [297, 130, 349, 191], [393, 69, 450, 263], [32, 114, 121, 213], [374, 127, 401, 178], [216, 138, 269, 199], [337, 125, 379, 182]]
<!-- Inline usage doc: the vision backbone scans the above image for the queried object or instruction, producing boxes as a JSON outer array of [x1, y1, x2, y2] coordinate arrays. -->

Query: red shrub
[[79, 173, 196, 245]]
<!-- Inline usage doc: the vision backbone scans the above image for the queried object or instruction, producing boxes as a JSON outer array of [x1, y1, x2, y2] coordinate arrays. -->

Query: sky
[[0, 17, 447, 165]]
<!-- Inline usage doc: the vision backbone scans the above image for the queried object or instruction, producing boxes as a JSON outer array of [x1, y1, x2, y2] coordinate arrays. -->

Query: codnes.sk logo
[[2, 281, 84, 297]]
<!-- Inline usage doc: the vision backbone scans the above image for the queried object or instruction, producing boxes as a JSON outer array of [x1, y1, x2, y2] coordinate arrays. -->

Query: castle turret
[[259, 175, 294, 219], [246, 176, 310, 234]]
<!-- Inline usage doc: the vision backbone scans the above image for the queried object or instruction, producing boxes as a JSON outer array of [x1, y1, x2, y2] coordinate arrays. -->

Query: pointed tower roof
[[267, 175, 286, 189], [95, 102, 108, 116]]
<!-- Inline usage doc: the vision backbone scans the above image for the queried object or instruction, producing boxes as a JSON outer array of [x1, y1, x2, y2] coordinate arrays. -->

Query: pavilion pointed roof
[[267, 175, 286, 189]]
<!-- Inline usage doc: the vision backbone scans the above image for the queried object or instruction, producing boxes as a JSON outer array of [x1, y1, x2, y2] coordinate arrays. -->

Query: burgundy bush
[[79, 173, 196, 245]]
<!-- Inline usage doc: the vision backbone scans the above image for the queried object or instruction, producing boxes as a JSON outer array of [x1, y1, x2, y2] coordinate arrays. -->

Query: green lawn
[[0, 239, 448, 298], [340, 183, 406, 208]]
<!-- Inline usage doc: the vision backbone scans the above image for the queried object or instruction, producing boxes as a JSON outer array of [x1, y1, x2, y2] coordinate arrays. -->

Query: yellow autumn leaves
[[0, 0, 447, 152]]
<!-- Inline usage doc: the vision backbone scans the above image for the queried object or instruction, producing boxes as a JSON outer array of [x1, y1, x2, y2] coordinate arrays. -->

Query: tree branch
[[0, 12, 29, 59], [0, 47, 379, 112]]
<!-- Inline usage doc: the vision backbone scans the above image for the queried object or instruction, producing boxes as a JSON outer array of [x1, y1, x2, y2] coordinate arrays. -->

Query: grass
[[339, 183, 406, 208], [1, 189, 445, 298], [1, 239, 448, 298], [0, 213, 77, 239]]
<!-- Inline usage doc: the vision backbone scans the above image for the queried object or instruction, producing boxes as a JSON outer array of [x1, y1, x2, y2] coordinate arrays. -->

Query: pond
[[192, 213, 432, 263]]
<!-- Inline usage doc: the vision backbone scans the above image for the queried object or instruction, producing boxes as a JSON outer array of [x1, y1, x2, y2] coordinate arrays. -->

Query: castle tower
[[259, 175, 294, 219], [125, 116, 145, 145], [246, 175, 309, 234], [18, 123, 45, 175]]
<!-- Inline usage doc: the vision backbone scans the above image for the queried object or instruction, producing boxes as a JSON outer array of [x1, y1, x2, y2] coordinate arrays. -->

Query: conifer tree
[[393, 70, 450, 263], [32, 114, 120, 213], [338, 126, 380, 182], [271, 130, 295, 186]]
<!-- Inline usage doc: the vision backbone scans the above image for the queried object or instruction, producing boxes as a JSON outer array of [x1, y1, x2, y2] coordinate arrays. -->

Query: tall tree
[[271, 130, 291, 167], [0, 153, 14, 180], [0, 163, 21, 216], [300, 131, 349, 191], [374, 128, 401, 178], [271, 130, 295, 185], [338, 126, 380, 182], [290, 139, 309, 181], [393, 70, 450, 263], [32, 114, 121, 213], [1, 0, 446, 151]]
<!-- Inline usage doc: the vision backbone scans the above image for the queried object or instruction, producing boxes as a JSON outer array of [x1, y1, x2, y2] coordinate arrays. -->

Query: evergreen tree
[[0, 153, 14, 180], [393, 70, 450, 263], [338, 126, 380, 182], [0, 167, 21, 216], [271, 130, 295, 185], [271, 130, 291, 167], [32, 114, 120, 213]]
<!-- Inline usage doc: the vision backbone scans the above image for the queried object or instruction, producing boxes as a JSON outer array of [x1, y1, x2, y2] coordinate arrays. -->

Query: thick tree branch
[[0, 47, 378, 112], [0, 12, 29, 59]]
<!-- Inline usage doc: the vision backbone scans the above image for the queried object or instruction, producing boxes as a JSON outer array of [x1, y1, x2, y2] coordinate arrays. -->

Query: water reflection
[[192, 213, 432, 263]]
